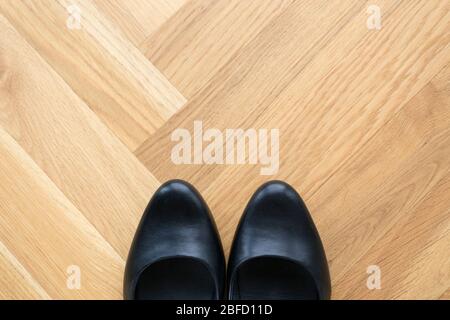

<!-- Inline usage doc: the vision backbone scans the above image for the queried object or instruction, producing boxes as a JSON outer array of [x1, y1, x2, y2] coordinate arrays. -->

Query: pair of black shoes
[[124, 180, 331, 300]]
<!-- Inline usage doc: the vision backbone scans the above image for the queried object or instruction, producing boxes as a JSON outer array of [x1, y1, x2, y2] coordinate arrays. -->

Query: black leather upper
[[123, 180, 225, 299], [227, 181, 331, 299]]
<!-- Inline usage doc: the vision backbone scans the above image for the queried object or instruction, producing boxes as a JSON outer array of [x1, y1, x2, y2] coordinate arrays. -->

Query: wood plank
[[0, 240, 50, 299], [199, 61, 450, 300], [137, 0, 449, 191], [142, 0, 294, 98], [93, 0, 186, 46], [304, 64, 450, 299], [136, 0, 370, 175], [333, 173, 450, 299], [0, 13, 160, 259], [0, 126, 124, 299], [0, 0, 186, 151]]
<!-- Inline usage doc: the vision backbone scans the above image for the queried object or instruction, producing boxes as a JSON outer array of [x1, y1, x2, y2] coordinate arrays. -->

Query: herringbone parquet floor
[[0, 0, 449, 299]]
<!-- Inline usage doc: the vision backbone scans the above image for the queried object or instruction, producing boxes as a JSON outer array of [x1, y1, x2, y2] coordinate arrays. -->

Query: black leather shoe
[[228, 181, 331, 300], [124, 180, 225, 300]]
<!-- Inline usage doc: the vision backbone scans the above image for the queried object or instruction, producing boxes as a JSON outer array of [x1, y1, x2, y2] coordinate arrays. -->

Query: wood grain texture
[[0, 0, 449, 299], [137, 0, 449, 191], [136, 0, 371, 178], [93, 0, 186, 46], [0, 240, 50, 299], [313, 64, 450, 299], [141, 0, 294, 98], [0, 126, 124, 299], [0, 14, 159, 259], [0, 0, 186, 151]]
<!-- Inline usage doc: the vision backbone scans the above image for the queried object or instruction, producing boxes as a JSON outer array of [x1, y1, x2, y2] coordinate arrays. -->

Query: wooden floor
[[0, 0, 449, 299]]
